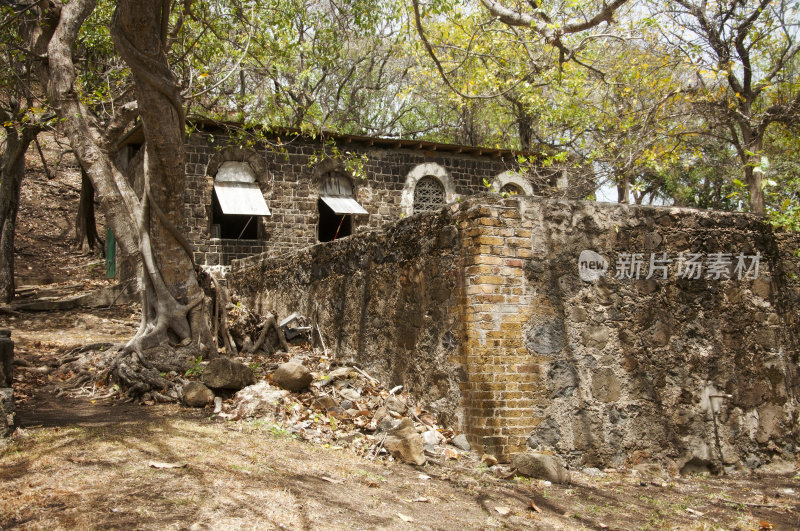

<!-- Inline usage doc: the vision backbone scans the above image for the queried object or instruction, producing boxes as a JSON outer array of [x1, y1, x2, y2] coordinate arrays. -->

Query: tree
[[15, 0, 212, 398], [175, 0, 419, 137], [650, 0, 800, 215], [75, 168, 104, 252], [409, 0, 640, 171]]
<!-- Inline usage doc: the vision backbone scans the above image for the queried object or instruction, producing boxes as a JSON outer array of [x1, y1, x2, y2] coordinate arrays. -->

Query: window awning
[[320, 196, 368, 215], [214, 182, 271, 216]]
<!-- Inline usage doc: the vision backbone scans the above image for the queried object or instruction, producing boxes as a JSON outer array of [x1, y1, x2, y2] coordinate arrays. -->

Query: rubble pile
[[186, 307, 472, 465], [216, 349, 469, 465]]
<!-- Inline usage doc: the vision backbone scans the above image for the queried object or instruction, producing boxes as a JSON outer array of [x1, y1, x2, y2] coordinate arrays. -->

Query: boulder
[[202, 358, 255, 390], [182, 382, 215, 407], [451, 434, 471, 452], [234, 382, 290, 418], [272, 362, 313, 392], [383, 418, 426, 466], [511, 452, 571, 484]]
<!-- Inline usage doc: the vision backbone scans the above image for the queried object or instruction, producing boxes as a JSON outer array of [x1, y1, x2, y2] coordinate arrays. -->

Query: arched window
[[320, 171, 354, 197], [317, 171, 367, 242], [413, 176, 446, 214], [491, 171, 534, 196], [500, 183, 523, 196], [212, 161, 270, 239]]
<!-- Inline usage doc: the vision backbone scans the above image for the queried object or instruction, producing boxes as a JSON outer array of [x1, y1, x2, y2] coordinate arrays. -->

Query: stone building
[[116, 121, 590, 273]]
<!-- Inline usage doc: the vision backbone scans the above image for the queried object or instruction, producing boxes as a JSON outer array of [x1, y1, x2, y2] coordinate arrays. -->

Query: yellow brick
[[476, 218, 501, 226], [469, 255, 504, 266], [475, 236, 504, 246], [464, 265, 500, 275], [472, 275, 506, 285], [474, 294, 506, 303]]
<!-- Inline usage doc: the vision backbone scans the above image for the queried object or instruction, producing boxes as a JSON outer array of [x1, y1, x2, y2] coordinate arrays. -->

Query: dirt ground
[[0, 307, 798, 531], [1, 135, 799, 530], [14, 131, 111, 290]]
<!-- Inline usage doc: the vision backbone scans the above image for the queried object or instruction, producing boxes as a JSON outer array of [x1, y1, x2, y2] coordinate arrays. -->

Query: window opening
[[500, 183, 523, 196], [413, 176, 445, 214], [317, 171, 366, 242], [318, 198, 352, 241], [211, 161, 270, 240]]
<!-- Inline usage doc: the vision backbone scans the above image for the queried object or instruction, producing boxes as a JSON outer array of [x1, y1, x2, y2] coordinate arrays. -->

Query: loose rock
[[384, 395, 406, 414], [339, 388, 361, 401], [182, 381, 215, 407], [202, 357, 255, 390], [511, 452, 571, 484], [421, 430, 440, 446], [481, 454, 499, 467], [234, 382, 290, 418], [384, 418, 426, 466], [272, 362, 313, 392], [377, 416, 401, 433], [451, 434, 471, 451], [313, 395, 339, 411]]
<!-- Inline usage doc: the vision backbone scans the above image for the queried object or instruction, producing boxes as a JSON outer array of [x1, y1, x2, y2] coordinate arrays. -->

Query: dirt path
[[5, 393, 551, 530], [3, 389, 799, 530]]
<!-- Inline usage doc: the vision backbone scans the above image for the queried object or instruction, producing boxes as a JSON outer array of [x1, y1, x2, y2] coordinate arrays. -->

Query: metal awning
[[319, 196, 368, 215], [214, 182, 271, 216]]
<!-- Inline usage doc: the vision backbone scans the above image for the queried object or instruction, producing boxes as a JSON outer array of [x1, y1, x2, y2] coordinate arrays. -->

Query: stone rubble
[[201, 357, 255, 390], [185, 341, 474, 466], [182, 381, 215, 408]]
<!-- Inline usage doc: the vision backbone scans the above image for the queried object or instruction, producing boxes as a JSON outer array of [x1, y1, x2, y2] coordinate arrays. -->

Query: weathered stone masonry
[[231, 195, 800, 469], [181, 129, 574, 268], [115, 123, 586, 270]]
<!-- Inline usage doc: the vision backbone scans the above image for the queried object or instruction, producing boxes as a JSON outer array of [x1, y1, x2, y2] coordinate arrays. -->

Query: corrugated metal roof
[[214, 182, 271, 216], [320, 196, 368, 215]]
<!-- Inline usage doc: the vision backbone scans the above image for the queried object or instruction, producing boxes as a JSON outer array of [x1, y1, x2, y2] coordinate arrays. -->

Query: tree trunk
[[616, 175, 630, 204], [516, 109, 533, 151], [111, 0, 212, 354], [0, 127, 34, 302], [744, 161, 765, 216], [75, 167, 104, 252], [33, 0, 213, 398]]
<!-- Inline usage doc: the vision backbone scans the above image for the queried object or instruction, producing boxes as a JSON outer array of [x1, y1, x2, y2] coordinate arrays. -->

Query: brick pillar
[[458, 202, 540, 461]]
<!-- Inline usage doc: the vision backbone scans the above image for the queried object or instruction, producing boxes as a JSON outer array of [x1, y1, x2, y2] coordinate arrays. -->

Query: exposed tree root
[[246, 314, 289, 354]]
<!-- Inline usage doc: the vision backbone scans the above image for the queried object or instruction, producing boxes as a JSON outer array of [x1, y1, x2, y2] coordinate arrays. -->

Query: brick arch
[[309, 158, 357, 193], [206, 147, 269, 184], [491, 171, 534, 196], [400, 163, 457, 217]]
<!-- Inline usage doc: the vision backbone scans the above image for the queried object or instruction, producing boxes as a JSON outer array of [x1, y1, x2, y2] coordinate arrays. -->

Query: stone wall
[[230, 195, 800, 469], [0, 329, 14, 436], [231, 206, 469, 422]]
